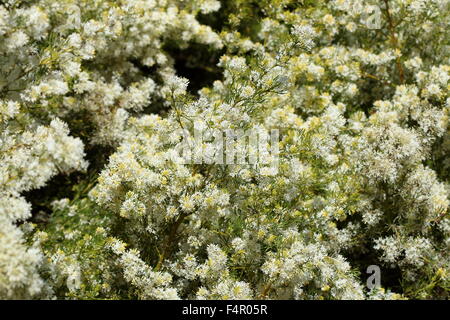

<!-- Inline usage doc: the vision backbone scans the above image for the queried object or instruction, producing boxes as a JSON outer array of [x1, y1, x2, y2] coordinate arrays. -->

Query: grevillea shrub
[[0, 0, 449, 299]]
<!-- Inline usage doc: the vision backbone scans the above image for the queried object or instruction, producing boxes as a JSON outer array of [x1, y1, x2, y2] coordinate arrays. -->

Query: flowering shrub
[[0, 0, 449, 299]]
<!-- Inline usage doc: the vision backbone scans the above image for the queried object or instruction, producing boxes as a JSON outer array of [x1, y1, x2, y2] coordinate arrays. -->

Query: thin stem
[[258, 283, 272, 299], [155, 211, 189, 271], [383, 0, 405, 84]]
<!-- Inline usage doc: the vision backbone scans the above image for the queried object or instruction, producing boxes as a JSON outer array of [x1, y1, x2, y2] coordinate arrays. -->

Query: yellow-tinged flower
[[436, 268, 447, 278], [321, 285, 330, 291]]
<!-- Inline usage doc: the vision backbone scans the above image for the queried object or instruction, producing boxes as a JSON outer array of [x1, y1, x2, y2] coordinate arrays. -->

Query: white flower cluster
[[0, 116, 86, 298], [1, 0, 449, 300], [1, 0, 222, 299]]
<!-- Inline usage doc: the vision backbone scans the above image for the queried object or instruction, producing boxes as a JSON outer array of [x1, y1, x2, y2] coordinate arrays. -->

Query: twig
[[383, 0, 405, 84], [155, 211, 189, 271], [258, 283, 272, 299]]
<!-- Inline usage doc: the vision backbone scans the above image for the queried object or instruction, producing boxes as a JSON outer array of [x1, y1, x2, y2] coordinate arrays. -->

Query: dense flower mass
[[0, 0, 449, 300]]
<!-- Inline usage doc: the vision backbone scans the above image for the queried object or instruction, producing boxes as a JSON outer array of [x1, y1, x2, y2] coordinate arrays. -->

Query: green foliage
[[1, 0, 449, 300]]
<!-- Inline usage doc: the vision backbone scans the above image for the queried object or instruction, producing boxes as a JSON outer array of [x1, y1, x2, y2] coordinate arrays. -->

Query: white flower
[[6, 31, 29, 50]]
